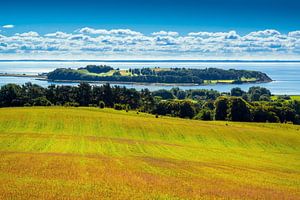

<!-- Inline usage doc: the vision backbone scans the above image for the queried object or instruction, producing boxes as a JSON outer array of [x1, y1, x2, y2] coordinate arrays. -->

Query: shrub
[[194, 109, 213, 120], [114, 103, 124, 110], [64, 102, 79, 107], [214, 97, 229, 120], [227, 97, 251, 122], [98, 101, 105, 109], [32, 97, 52, 106]]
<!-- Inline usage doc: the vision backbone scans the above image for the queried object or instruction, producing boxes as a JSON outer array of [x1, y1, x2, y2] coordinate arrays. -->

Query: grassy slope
[[0, 107, 299, 199]]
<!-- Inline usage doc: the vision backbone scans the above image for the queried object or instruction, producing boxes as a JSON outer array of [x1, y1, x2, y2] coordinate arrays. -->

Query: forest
[[46, 65, 272, 84], [0, 82, 299, 124]]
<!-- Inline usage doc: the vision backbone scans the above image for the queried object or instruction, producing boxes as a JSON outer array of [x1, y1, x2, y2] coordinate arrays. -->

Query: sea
[[0, 61, 300, 95]]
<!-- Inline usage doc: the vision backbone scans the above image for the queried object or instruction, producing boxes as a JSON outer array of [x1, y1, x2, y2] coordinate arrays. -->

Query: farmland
[[0, 107, 299, 199]]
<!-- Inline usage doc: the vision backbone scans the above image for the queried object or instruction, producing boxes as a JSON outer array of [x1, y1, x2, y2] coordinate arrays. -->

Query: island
[[46, 65, 272, 85]]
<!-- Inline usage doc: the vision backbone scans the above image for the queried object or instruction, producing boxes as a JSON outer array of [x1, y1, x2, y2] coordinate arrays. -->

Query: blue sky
[[1, 0, 300, 34], [0, 0, 300, 59]]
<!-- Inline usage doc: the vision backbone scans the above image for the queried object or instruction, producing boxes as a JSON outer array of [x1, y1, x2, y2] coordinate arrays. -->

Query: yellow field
[[0, 107, 299, 199]]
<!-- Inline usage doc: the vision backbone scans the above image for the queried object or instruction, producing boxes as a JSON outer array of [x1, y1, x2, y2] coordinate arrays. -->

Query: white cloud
[[44, 31, 71, 38], [247, 29, 281, 38], [152, 31, 179, 37], [15, 31, 39, 37], [288, 31, 300, 38], [2, 24, 14, 29], [0, 28, 299, 59], [79, 27, 109, 35], [78, 27, 142, 36]]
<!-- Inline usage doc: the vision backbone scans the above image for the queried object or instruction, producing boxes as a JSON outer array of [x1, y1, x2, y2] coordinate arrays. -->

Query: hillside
[[0, 107, 299, 199]]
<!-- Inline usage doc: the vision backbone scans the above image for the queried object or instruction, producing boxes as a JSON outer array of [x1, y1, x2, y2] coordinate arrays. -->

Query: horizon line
[[1, 59, 300, 63]]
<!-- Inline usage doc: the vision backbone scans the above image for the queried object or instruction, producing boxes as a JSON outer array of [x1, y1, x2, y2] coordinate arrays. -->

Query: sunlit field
[[0, 107, 299, 199]]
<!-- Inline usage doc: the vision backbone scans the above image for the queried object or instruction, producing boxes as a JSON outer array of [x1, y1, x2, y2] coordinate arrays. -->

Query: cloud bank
[[0, 27, 300, 59]]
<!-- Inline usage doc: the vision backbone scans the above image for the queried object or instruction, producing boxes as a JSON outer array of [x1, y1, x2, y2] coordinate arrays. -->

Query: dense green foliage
[[47, 65, 272, 84], [78, 65, 114, 73], [0, 83, 299, 124]]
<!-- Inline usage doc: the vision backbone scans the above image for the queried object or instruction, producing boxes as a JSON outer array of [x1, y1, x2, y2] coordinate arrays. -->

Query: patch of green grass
[[240, 77, 257, 82], [271, 95, 300, 101], [291, 95, 300, 101], [204, 80, 235, 84], [0, 107, 299, 199]]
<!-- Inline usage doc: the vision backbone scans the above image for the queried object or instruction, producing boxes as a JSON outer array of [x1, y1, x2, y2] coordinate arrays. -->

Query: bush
[[114, 103, 124, 110], [227, 97, 251, 122], [259, 94, 271, 102], [194, 109, 213, 120], [98, 101, 105, 108], [32, 97, 52, 106], [113, 71, 121, 76], [152, 89, 174, 100], [252, 107, 280, 123], [64, 102, 79, 107], [214, 97, 229, 120]]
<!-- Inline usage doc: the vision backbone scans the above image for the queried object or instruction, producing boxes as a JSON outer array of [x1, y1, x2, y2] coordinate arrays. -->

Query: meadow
[[271, 95, 300, 101], [0, 107, 299, 199]]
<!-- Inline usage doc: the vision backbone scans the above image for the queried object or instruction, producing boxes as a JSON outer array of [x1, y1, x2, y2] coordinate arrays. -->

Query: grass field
[[0, 107, 299, 199], [271, 95, 300, 101]]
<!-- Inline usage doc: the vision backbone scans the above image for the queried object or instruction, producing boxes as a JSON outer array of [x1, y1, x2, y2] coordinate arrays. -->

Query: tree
[[21, 82, 45, 104], [248, 86, 271, 101], [113, 71, 121, 76], [230, 87, 245, 97], [98, 101, 105, 108], [227, 97, 251, 122], [214, 97, 229, 120], [102, 83, 114, 107], [252, 106, 279, 123], [32, 97, 52, 106], [152, 89, 174, 100], [259, 94, 271, 101], [195, 109, 213, 120], [114, 103, 124, 110], [140, 88, 155, 112], [179, 101, 195, 119], [76, 82, 91, 106], [177, 90, 187, 99], [0, 84, 22, 107]]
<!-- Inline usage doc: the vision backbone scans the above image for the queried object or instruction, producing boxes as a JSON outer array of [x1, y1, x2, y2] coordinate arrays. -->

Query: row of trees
[[0, 83, 299, 124], [47, 68, 205, 84]]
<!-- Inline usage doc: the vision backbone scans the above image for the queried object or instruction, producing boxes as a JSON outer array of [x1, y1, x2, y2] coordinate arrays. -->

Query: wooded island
[[46, 65, 272, 84]]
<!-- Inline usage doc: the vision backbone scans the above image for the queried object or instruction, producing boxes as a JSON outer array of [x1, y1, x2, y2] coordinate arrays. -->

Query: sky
[[0, 0, 300, 60]]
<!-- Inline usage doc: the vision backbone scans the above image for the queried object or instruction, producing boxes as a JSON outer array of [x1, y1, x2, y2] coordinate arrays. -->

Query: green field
[[0, 107, 299, 199], [271, 95, 300, 101]]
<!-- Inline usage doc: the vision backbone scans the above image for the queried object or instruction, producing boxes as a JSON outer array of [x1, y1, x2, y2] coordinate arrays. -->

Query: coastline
[[40, 78, 271, 86], [0, 73, 46, 78]]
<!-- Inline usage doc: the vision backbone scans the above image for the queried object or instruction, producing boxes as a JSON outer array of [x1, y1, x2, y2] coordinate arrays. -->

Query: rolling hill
[[0, 107, 299, 199]]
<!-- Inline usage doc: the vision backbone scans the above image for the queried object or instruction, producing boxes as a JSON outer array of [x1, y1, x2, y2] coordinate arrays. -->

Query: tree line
[[0, 83, 299, 124]]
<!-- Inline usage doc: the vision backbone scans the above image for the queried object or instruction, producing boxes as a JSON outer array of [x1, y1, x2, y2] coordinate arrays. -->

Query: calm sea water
[[0, 61, 300, 95]]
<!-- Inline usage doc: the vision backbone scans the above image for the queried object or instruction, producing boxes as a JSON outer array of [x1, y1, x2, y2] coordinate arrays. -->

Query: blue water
[[0, 61, 300, 95]]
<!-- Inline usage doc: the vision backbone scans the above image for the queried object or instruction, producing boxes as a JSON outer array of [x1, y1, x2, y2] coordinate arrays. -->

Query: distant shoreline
[[0, 73, 270, 86], [0, 73, 45, 78], [0, 59, 300, 63], [38, 78, 271, 86]]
